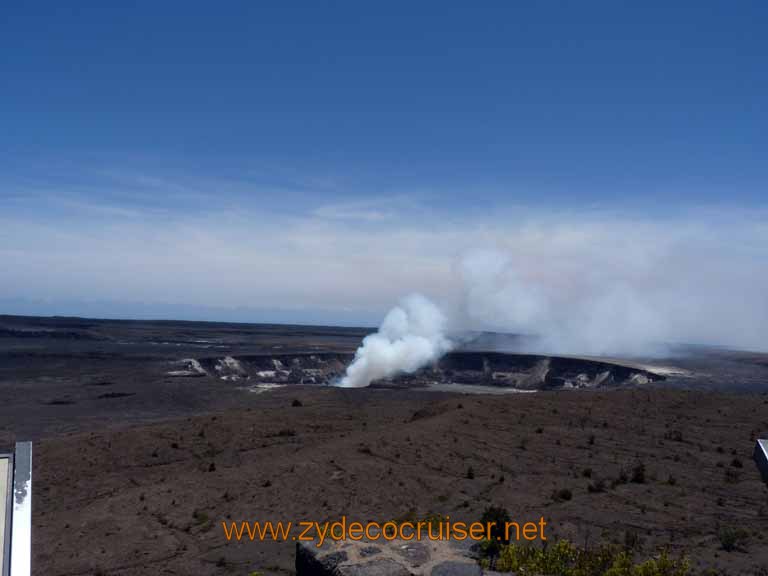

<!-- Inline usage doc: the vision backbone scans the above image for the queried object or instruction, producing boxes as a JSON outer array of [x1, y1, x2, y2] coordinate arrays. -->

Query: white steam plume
[[456, 248, 670, 356], [338, 293, 453, 388]]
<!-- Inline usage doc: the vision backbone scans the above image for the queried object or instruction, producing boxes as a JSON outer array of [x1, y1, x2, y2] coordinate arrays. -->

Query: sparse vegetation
[[623, 530, 641, 551], [552, 488, 573, 502], [666, 474, 677, 486], [484, 540, 689, 575], [630, 462, 646, 484], [664, 430, 683, 442], [612, 469, 629, 488], [717, 526, 749, 552], [480, 505, 512, 557], [588, 478, 606, 493], [724, 468, 740, 483]]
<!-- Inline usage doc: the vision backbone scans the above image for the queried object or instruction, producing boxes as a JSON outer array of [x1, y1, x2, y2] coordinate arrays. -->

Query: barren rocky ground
[[0, 316, 767, 575], [18, 387, 768, 576]]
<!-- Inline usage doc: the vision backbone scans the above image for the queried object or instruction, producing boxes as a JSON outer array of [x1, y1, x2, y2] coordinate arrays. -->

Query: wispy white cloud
[[312, 202, 393, 222], [310, 194, 429, 223], [2, 164, 767, 352]]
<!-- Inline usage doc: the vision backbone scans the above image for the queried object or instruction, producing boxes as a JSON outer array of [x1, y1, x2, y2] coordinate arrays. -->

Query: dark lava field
[[1, 315, 767, 575]]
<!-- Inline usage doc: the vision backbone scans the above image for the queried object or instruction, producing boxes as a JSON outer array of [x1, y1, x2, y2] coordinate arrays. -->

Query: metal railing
[[1, 443, 31, 576]]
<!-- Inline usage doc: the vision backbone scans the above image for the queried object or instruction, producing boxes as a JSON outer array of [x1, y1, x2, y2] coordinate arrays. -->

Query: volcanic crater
[[172, 351, 665, 391]]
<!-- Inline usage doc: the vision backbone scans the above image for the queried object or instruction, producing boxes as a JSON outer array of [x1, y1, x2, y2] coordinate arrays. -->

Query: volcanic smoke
[[338, 293, 453, 388]]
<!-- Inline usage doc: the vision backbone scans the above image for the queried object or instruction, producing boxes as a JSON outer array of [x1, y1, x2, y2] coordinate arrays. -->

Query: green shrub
[[488, 540, 689, 576], [479, 506, 511, 557], [480, 505, 511, 544], [605, 550, 689, 576], [717, 526, 749, 552]]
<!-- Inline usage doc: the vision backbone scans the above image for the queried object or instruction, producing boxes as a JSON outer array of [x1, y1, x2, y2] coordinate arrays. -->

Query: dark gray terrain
[[0, 315, 370, 438], [0, 315, 767, 575], [2, 315, 766, 439]]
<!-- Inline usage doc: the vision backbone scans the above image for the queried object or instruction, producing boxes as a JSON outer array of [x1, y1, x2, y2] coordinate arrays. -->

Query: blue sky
[[1, 2, 767, 348], [3, 1, 767, 200]]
